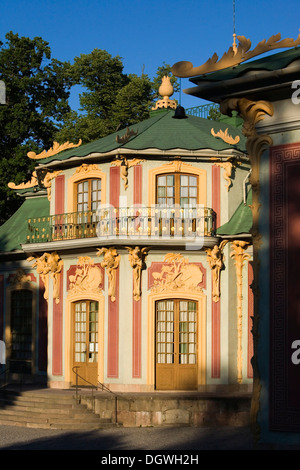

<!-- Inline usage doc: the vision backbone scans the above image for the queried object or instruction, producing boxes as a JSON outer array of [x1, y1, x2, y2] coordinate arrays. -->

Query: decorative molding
[[171, 33, 300, 77], [111, 156, 145, 190], [8, 269, 35, 289], [230, 240, 251, 384], [67, 257, 103, 295], [126, 246, 149, 301], [211, 127, 240, 145], [97, 247, 120, 302], [151, 76, 177, 110], [210, 156, 240, 191], [75, 163, 101, 174], [8, 171, 39, 190], [149, 253, 204, 294], [206, 240, 228, 302], [27, 139, 82, 160], [27, 252, 63, 303], [116, 127, 138, 144], [42, 171, 62, 201]]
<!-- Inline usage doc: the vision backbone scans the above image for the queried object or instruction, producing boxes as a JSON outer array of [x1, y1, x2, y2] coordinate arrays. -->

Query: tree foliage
[[0, 31, 73, 224], [0, 33, 179, 225]]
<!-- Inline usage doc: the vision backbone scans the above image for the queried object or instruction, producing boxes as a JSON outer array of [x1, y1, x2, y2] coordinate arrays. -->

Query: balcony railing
[[25, 206, 216, 244]]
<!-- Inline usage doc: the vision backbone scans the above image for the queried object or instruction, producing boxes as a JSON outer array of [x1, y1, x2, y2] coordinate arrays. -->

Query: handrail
[[72, 366, 120, 422]]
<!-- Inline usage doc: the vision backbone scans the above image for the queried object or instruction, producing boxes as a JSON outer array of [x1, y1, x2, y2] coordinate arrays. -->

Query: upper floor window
[[156, 173, 198, 207], [76, 178, 102, 213]]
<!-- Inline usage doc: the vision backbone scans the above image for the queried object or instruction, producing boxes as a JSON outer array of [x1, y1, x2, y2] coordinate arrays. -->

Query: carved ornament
[[68, 257, 103, 295], [150, 253, 203, 293], [111, 156, 145, 190], [9, 269, 34, 289], [126, 246, 149, 301], [230, 240, 251, 384], [75, 163, 101, 174], [27, 252, 63, 303], [211, 127, 240, 145], [116, 127, 138, 144], [152, 76, 177, 110], [171, 33, 300, 78], [210, 156, 240, 191], [8, 171, 39, 190], [206, 240, 228, 302], [41, 170, 62, 201], [97, 247, 120, 302], [27, 139, 82, 160]]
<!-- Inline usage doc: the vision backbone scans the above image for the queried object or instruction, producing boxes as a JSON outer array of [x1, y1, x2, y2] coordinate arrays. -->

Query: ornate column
[[230, 240, 251, 383], [220, 97, 273, 439]]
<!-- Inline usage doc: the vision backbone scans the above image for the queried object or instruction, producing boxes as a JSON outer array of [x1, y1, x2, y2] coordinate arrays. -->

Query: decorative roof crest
[[171, 33, 300, 78], [27, 139, 82, 160], [152, 75, 177, 110]]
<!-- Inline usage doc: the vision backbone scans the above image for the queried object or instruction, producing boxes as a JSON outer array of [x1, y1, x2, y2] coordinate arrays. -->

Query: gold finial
[[152, 76, 177, 110], [233, 33, 237, 54]]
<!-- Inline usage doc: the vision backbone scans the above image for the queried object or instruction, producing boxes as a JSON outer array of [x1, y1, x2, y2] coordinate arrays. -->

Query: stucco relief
[[67, 257, 103, 295], [27, 252, 63, 303], [97, 247, 120, 302], [148, 253, 205, 293], [126, 246, 149, 301]]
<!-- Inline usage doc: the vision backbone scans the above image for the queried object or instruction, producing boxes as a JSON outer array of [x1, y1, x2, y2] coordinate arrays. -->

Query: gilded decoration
[[68, 257, 103, 295], [27, 139, 82, 160], [206, 240, 228, 302], [27, 252, 63, 303], [150, 254, 204, 293], [126, 246, 149, 301], [75, 163, 101, 175], [97, 247, 120, 302], [211, 128, 240, 145], [8, 171, 39, 190], [220, 97, 273, 441], [210, 156, 240, 191], [116, 127, 138, 144], [8, 269, 34, 289], [8, 169, 62, 200], [171, 33, 300, 77], [230, 240, 251, 384], [111, 156, 145, 190], [151, 76, 177, 110]]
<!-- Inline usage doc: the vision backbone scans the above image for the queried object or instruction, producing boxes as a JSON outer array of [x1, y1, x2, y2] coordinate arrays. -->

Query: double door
[[155, 299, 198, 390]]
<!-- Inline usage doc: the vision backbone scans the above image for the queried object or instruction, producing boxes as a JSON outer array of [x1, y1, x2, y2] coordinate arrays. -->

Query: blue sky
[[1, 0, 300, 110]]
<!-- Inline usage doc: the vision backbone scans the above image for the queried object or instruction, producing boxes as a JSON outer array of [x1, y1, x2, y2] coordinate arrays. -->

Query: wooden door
[[155, 299, 198, 390], [72, 300, 99, 386]]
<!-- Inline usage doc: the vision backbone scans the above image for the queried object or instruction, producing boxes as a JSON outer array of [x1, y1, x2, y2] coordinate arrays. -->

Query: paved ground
[[0, 424, 254, 450]]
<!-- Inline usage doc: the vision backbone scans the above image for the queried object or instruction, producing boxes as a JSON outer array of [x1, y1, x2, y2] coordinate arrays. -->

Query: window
[[76, 178, 102, 213], [156, 174, 198, 207], [10, 290, 33, 373]]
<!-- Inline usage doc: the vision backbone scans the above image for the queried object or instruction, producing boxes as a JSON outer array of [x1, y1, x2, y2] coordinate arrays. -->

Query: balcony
[[25, 206, 217, 250]]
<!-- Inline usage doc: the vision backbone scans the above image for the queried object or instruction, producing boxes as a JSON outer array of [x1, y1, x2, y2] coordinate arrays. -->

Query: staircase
[[0, 388, 116, 430]]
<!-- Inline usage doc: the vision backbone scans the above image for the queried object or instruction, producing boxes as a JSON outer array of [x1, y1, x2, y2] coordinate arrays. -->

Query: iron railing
[[26, 206, 216, 244]]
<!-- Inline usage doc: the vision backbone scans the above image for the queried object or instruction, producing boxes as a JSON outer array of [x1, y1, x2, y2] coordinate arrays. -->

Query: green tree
[[0, 31, 73, 224], [55, 49, 154, 144]]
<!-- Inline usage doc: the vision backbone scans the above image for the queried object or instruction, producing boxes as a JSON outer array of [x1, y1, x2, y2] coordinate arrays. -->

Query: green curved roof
[[216, 189, 252, 236], [37, 109, 247, 166], [0, 195, 49, 252]]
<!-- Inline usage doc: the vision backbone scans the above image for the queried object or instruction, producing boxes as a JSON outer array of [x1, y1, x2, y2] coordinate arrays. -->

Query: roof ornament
[[171, 32, 300, 78], [116, 127, 138, 144], [27, 139, 82, 160], [151, 75, 177, 110], [211, 127, 240, 145]]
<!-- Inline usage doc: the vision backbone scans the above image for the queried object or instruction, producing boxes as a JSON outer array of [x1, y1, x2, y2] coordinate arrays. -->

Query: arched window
[[156, 173, 198, 207], [76, 178, 102, 213]]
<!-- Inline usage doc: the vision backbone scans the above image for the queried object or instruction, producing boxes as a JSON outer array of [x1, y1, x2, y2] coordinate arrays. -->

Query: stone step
[[0, 388, 116, 430]]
